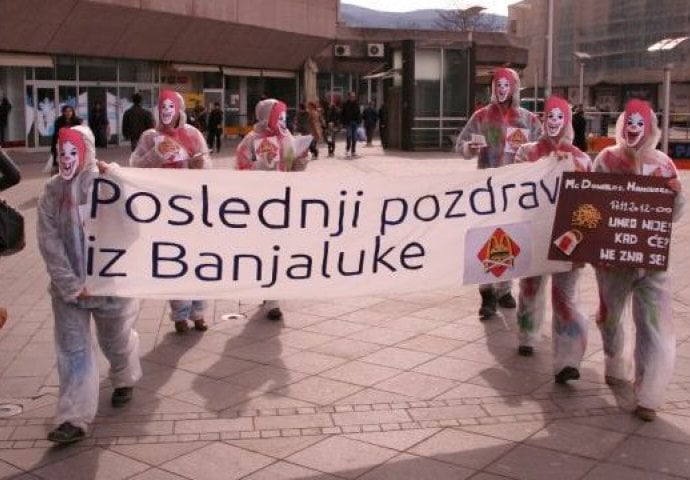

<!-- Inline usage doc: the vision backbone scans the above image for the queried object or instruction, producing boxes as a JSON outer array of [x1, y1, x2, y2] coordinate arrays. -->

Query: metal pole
[[663, 65, 671, 154], [546, 0, 553, 97], [578, 61, 584, 107]]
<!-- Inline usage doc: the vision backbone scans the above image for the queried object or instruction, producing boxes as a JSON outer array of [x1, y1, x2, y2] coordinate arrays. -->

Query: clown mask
[[160, 98, 177, 127], [496, 78, 511, 104], [546, 107, 565, 137], [622, 100, 654, 149], [59, 140, 82, 180], [58, 129, 86, 181], [277, 111, 287, 131], [624, 112, 646, 148]]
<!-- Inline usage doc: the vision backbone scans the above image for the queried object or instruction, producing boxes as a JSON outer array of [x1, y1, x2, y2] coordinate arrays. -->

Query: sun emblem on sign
[[477, 228, 521, 277], [256, 138, 279, 163], [571, 203, 602, 229], [507, 128, 528, 151]]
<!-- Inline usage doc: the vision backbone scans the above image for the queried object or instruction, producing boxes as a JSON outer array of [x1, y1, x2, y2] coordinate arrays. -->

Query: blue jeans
[[345, 122, 358, 154], [170, 300, 207, 323]]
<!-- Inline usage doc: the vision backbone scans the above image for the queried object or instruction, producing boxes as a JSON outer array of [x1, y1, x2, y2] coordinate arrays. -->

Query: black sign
[[549, 172, 675, 270]]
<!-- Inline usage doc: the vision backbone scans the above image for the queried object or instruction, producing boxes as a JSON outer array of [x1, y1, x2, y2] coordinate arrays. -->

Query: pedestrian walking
[[129, 90, 212, 334], [39, 126, 141, 444], [513, 96, 592, 378], [341, 92, 361, 157], [122, 92, 154, 152], [363, 101, 378, 146], [593, 99, 684, 422], [0, 96, 11, 145], [455, 68, 542, 320], [207, 102, 223, 153]]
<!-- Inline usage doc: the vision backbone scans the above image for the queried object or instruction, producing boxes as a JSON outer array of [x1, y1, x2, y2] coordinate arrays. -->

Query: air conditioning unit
[[334, 44, 351, 57], [367, 43, 384, 58]]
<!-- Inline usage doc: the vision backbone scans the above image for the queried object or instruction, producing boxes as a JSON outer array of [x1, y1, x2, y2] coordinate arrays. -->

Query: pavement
[[0, 142, 689, 480]]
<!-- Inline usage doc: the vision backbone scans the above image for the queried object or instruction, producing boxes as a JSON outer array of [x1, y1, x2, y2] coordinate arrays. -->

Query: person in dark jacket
[[378, 104, 387, 149], [50, 105, 82, 174], [122, 92, 154, 152], [0, 97, 11, 146], [89, 101, 109, 149], [341, 92, 361, 157], [0, 145, 21, 329], [207, 102, 223, 153], [362, 102, 378, 146], [572, 105, 588, 153]]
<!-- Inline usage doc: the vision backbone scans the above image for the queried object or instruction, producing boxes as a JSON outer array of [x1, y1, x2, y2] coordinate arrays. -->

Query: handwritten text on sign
[[548, 172, 675, 270], [84, 159, 572, 300]]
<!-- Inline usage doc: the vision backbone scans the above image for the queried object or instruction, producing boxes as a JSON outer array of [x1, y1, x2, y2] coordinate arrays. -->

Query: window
[[119, 61, 153, 82], [56, 56, 76, 81], [79, 58, 116, 82]]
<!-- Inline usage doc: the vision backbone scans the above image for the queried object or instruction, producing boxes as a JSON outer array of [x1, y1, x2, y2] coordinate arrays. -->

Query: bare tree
[[436, 5, 504, 32]]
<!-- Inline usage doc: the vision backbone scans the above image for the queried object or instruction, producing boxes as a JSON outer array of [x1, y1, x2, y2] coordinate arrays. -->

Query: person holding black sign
[[593, 99, 684, 422], [513, 96, 592, 386]]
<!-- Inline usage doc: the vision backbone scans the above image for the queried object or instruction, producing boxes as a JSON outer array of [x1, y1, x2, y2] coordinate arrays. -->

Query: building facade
[[0, 0, 526, 151], [508, 0, 690, 116]]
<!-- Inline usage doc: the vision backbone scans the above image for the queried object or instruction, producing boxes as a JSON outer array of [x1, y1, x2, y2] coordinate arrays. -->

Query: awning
[[262, 69, 296, 79], [222, 67, 296, 78], [362, 68, 400, 80], [223, 67, 262, 77], [0, 53, 53, 68], [171, 63, 220, 73]]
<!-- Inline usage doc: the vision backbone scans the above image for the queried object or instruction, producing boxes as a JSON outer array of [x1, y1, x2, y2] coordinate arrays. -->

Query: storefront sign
[[549, 172, 675, 270]]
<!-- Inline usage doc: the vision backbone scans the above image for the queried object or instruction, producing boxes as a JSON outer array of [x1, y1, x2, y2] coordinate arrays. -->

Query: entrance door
[[80, 86, 118, 146], [28, 84, 58, 149]]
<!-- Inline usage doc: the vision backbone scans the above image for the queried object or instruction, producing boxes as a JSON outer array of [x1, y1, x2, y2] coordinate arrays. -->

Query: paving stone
[[160, 442, 273, 480], [286, 436, 398, 479]]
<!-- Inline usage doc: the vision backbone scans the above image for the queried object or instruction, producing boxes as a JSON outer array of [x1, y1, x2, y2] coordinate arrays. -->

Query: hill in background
[[340, 3, 506, 31]]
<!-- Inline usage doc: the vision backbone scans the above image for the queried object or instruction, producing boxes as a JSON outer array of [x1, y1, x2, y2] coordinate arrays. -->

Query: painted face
[[546, 107, 565, 137], [496, 78, 511, 103], [160, 99, 177, 126]]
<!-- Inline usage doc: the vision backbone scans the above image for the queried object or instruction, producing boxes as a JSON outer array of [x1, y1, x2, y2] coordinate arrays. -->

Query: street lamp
[[647, 36, 689, 154], [573, 51, 591, 107]]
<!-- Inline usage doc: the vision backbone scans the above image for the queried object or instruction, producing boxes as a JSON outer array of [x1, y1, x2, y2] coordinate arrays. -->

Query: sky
[[341, 0, 517, 16]]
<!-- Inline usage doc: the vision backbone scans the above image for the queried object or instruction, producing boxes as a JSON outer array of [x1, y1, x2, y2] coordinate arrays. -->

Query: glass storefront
[[21, 57, 159, 149], [412, 47, 471, 149]]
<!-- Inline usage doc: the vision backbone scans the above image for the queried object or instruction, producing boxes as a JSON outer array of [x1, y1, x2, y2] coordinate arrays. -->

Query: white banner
[[84, 158, 572, 299]]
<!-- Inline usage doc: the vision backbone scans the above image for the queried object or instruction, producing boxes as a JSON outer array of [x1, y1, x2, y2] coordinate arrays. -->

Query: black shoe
[[193, 319, 208, 331], [497, 292, 517, 309], [111, 387, 134, 407], [266, 308, 283, 321], [633, 405, 656, 422], [518, 345, 534, 356], [479, 290, 497, 320], [555, 366, 580, 384], [48, 422, 85, 444], [174, 320, 189, 334]]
